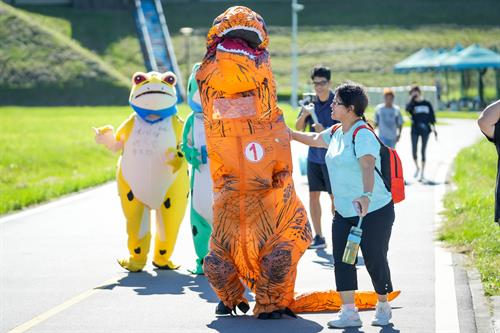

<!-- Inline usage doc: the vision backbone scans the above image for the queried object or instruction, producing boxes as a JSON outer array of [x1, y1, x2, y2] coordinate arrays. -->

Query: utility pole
[[180, 27, 193, 85], [291, 0, 304, 108]]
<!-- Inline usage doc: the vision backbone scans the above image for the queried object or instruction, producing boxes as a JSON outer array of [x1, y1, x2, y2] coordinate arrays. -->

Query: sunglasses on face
[[312, 80, 329, 87], [331, 100, 345, 106]]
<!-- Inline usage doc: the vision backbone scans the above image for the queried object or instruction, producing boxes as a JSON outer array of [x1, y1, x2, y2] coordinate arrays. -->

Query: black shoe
[[308, 235, 327, 249], [269, 311, 282, 319], [258, 308, 297, 320], [237, 301, 250, 314], [258, 312, 270, 320], [215, 301, 232, 315]]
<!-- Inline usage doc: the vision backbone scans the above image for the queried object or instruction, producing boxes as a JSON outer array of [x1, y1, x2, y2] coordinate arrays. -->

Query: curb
[[444, 160, 497, 333], [492, 296, 500, 333], [464, 257, 495, 333]]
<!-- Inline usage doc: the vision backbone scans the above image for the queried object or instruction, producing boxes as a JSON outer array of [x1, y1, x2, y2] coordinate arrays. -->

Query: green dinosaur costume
[[181, 63, 213, 274]]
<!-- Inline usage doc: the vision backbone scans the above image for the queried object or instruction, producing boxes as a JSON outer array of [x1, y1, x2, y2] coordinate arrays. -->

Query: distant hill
[[2, 1, 500, 105], [0, 2, 130, 105]]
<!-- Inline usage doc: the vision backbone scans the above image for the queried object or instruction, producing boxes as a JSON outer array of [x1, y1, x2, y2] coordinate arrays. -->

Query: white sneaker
[[371, 301, 392, 326], [327, 305, 362, 328]]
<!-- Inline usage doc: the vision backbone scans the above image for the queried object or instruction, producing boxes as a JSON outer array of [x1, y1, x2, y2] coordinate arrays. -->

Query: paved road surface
[[0, 119, 483, 332]]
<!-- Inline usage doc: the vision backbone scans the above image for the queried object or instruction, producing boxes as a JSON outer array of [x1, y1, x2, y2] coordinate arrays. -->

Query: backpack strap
[[352, 124, 384, 146], [352, 124, 391, 192], [329, 123, 342, 137]]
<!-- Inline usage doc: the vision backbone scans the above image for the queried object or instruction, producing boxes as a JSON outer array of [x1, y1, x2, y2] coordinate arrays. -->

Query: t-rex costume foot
[[196, 6, 399, 316]]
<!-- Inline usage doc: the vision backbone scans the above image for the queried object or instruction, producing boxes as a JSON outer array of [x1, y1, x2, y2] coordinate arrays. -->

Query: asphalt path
[[0, 118, 483, 332]]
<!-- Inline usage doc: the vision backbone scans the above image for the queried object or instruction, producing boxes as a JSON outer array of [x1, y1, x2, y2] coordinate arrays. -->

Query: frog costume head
[[129, 71, 178, 124], [187, 63, 202, 113]]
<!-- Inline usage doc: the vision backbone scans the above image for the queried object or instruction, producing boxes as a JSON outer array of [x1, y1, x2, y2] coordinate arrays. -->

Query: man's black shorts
[[307, 160, 332, 194]]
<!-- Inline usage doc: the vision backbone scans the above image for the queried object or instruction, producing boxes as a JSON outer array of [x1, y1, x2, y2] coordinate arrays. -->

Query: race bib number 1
[[244, 142, 264, 162]]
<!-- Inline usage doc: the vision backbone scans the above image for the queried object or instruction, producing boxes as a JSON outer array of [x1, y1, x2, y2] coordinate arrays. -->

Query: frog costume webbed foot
[[117, 258, 146, 273], [152, 260, 179, 270]]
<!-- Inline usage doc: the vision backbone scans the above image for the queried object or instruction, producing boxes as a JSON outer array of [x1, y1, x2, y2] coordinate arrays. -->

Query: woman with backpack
[[289, 82, 396, 328]]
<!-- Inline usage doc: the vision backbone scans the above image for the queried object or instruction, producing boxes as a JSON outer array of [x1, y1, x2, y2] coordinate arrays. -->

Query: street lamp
[[291, 0, 304, 108], [179, 26, 193, 84]]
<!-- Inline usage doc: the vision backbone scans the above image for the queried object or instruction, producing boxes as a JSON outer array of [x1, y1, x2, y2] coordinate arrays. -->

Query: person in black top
[[296, 65, 338, 249], [478, 99, 500, 225], [405, 85, 437, 182]]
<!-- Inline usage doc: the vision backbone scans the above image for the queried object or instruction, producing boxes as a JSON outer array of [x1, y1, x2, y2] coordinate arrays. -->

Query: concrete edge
[[444, 159, 496, 333]]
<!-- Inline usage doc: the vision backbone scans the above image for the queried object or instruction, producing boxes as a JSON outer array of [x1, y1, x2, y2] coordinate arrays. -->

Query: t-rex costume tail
[[196, 6, 399, 318]]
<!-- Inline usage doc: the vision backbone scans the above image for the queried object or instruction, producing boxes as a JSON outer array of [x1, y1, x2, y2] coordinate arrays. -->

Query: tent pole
[[478, 69, 487, 109], [445, 70, 449, 102]]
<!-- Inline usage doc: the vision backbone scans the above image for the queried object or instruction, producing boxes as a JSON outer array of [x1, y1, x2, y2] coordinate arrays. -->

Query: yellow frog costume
[[94, 71, 189, 272]]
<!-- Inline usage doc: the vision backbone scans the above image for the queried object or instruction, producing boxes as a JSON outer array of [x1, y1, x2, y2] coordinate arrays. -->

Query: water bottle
[[342, 223, 363, 265], [303, 103, 319, 124], [342, 202, 364, 265]]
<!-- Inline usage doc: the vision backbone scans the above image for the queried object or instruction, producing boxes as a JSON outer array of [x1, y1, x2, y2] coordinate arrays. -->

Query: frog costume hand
[[94, 71, 189, 272], [181, 63, 214, 275]]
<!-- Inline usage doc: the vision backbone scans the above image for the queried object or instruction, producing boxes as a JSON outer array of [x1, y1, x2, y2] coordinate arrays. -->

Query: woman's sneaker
[[308, 235, 326, 249], [371, 301, 392, 326], [327, 305, 362, 328]]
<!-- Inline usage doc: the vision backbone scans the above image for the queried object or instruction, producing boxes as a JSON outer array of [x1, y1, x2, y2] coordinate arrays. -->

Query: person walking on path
[[295, 65, 337, 249], [374, 88, 403, 149], [478, 99, 500, 225], [290, 82, 396, 328], [405, 85, 437, 182]]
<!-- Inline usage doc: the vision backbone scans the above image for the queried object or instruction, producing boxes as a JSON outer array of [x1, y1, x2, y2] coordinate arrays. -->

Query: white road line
[[434, 162, 460, 333], [6, 276, 121, 333], [0, 183, 115, 225]]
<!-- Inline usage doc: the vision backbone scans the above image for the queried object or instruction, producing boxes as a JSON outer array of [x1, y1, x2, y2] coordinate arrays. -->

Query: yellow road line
[[7, 276, 121, 333]]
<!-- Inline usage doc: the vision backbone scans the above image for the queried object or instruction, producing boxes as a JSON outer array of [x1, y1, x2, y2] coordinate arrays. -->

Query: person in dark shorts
[[478, 99, 500, 225], [405, 85, 437, 182], [295, 65, 338, 249]]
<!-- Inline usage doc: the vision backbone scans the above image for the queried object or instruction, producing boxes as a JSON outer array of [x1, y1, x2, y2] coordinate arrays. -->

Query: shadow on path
[[328, 322, 400, 333], [312, 249, 334, 269], [207, 314, 323, 333], [98, 269, 193, 295]]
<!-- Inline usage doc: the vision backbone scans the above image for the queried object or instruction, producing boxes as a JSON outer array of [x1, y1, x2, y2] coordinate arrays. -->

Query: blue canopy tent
[[394, 44, 500, 107], [394, 45, 463, 104], [440, 44, 500, 104], [394, 48, 439, 73]]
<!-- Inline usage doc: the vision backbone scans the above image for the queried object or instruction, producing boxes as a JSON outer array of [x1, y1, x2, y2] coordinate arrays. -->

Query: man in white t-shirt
[[374, 88, 403, 148]]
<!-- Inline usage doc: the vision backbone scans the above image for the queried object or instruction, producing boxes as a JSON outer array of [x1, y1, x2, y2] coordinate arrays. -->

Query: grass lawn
[[440, 139, 500, 296], [0, 104, 297, 215]]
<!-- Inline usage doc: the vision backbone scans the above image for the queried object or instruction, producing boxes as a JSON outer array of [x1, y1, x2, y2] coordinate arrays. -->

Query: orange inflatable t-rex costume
[[196, 6, 399, 319]]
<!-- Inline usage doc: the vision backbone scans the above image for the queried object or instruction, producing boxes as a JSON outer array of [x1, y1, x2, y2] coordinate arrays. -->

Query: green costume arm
[[181, 112, 201, 171]]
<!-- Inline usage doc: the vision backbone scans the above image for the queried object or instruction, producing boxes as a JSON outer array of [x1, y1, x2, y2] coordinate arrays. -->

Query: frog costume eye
[[162, 73, 177, 86], [133, 73, 147, 85]]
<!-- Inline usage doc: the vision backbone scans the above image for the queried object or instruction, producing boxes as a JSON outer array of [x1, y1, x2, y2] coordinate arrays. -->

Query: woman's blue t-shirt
[[320, 120, 392, 218]]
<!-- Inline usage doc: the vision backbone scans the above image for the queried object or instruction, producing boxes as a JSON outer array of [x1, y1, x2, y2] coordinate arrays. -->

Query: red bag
[[330, 124, 405, 203]]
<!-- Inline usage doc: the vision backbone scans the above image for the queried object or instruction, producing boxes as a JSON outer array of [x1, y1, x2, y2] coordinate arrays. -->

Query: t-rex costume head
[[196, 6, 280, 126]]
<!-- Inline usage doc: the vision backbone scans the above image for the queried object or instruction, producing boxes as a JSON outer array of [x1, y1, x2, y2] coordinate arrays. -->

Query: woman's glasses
[[331, 100, 345, 106]]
